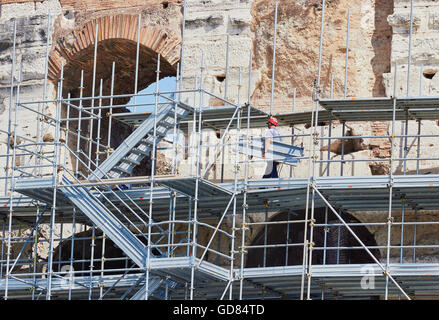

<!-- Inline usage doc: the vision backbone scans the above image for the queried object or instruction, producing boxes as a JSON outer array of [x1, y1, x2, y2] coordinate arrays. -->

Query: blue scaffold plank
[[238, 137, 304, 164]]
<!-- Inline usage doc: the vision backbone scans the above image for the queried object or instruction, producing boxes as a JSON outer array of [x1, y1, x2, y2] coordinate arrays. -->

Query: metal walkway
[[7, 174, 439, 226]]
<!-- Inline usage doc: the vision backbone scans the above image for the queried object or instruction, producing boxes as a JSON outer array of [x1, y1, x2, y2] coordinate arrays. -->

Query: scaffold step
[[161, 116, 176, 128], [130, 277, 179, 300], [112, 165, 132, 175], [139, 137, 153, 147], [131, 148, 150, 156], [88, 103, 190, 181], [130, 277, 163, 300], [121, 156, 142, 166], [60, 176, 147, 268]]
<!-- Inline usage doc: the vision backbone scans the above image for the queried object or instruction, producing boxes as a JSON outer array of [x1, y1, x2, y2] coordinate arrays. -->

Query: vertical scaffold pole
[[69, 70, 84, 300], [229, 68, 242, 300], [190, 75, 198, 177], [172, 63, 180, 175], [301, 0, 325, 300], [47, 62, 63, 300], [36, 12, 51, 177], [239, 50, 253, 300], [58, 92, 71, 278], [179, 0, 187, 90], [186, 75, 198, 259], [145, 54, 162, 300], [133, 13, 141, 112], [76, 70, 84, 178], [224, 34, 230, 104], [88, 23, 99, 171], [413, 120, 421, 263], [0, 225, 4, 285], [344, 8, 350, 99], [323, 113, 333, 269], [289, 88, 297, 178], [385, 63, 399, 300], [4, 63, 21, 300], [5, 20, 17, 196], [32, 203, 41, 300], [270, 2, 279, 116], [63, 93, 71, 176], [340, 122, 346, 176], [107, 62, 116, 155], [190, 51, 205, 300], [406, 0, 414, 97], [99, 232, 107, 299], [221, 35, 231, 183], [95, 79, 103, 167], [88, 223, 96, 300]]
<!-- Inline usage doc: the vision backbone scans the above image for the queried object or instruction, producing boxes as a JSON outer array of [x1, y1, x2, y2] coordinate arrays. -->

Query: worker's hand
[[262, 153, 265, 158]]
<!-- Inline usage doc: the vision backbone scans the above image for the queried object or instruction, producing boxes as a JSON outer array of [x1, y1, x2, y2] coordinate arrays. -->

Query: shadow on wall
[[52, 229, 160, 277], [246, 208, 381, 268]]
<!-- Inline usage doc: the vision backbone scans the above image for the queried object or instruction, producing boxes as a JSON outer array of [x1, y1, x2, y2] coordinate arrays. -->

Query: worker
[[262, 117, 281, 178]]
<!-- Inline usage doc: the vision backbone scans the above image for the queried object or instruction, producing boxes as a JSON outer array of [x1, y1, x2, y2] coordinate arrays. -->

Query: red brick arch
[[48, 14, 181, 82]]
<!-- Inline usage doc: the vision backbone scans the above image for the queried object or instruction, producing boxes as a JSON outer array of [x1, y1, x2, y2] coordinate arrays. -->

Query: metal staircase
[[61, 176, 148, 267], [129, 276, 179, 300], [88, 103, 190, 181], [129, 277, 163, 300]]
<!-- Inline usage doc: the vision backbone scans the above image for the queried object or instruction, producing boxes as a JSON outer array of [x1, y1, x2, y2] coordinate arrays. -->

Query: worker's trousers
[[263, 161, 279, 179]]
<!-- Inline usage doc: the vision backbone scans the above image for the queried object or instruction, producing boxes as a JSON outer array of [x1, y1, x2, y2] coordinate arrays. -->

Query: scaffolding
[[1, 0, 439, 300]]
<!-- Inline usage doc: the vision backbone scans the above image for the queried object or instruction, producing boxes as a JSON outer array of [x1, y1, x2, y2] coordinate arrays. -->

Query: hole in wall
[[162, 2, 169, 9], [216, 75, 226, 82], [0, 41, 12, 53], [423, 69, 437, 80], [64, 10, 74, 20]]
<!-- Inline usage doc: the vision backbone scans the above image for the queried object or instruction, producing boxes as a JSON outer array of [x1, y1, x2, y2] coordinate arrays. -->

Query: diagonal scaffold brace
[[311, 184, 411, 300]]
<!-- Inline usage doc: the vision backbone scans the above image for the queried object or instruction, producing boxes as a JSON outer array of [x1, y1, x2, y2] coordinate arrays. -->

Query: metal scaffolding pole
[[383, 64, 399, 300], [47, 62, 64, 300], [133, 13, 141, 112], [179, 0, 187, 89], [4, 20, 17, 196], [4, 63, 22, 300], [270, 2, 279, 116], [87, 23, 99, 170], [228, 68, 242, 299], [190, 51, 205, 300], [88, 224, 97, 299], [171, 63, 180, 175], [302, 0, 325, 300], [312, 185, 411, 300], [36, 12, 51, 178], [221, 35, 231, 183], [344, 8, 350, 99], [95, 80, 103, 167], [145, 54, 162, 300], [406, 0, 414, 97], [239, 51, 253, 300]]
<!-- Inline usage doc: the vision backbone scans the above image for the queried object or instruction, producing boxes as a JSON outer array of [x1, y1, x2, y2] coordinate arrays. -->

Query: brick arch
[[48, 14, 181, 82]]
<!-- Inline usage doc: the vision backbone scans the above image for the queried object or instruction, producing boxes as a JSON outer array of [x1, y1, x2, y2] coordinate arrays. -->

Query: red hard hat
[[268, 117, 278, 126]]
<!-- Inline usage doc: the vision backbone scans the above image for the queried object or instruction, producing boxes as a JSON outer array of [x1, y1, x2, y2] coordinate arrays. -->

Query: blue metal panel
[[238, 137, 304, 164]]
